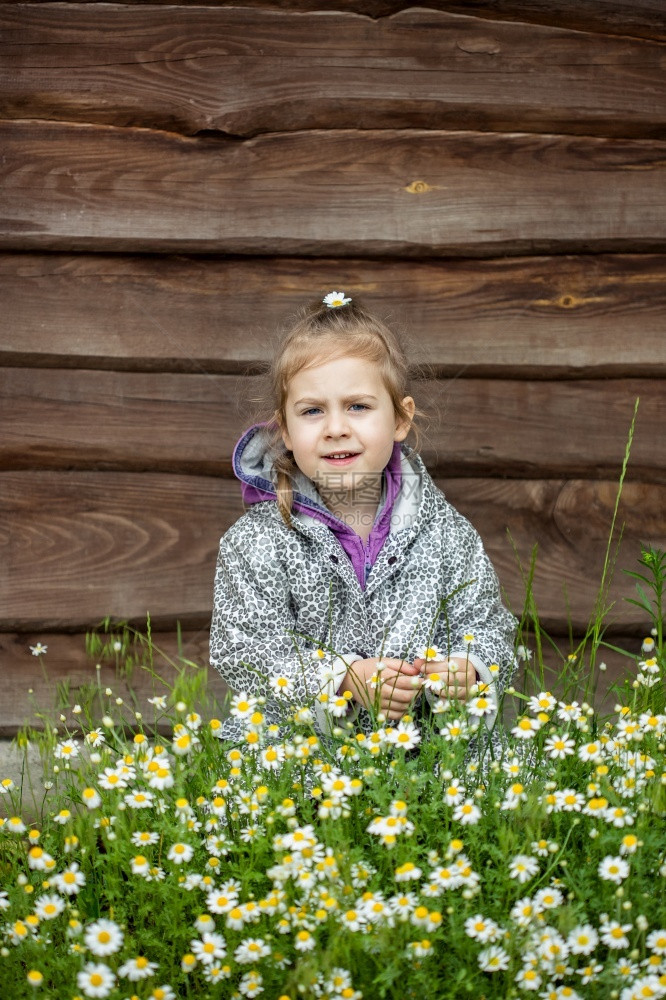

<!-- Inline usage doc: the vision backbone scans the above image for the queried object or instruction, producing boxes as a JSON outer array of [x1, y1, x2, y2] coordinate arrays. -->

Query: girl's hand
[[338, 657, 422, 720], [413, 655, 477, 702]]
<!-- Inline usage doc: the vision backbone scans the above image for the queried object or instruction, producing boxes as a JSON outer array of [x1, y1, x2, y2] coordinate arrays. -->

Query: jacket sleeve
[[209, 515, 360, 730], [432, 502, 518, 724]]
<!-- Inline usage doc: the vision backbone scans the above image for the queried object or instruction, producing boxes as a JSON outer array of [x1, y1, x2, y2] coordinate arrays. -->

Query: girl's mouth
[[322, 452, 359, 466]]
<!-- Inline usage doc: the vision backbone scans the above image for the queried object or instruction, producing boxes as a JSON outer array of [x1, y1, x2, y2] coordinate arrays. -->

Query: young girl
[[210, 293, 516, 747]]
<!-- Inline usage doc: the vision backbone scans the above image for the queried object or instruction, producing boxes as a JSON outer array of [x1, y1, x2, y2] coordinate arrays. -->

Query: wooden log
[[0, 368, 661, 482], [11, 2, 663, 44], [0, 630, 227, 738], [0, 629, 643, 737], [2, 7, 664, 140], [1, 123, 665, 256], [0, 471, 663, 633], [1, 253, 665, 377]]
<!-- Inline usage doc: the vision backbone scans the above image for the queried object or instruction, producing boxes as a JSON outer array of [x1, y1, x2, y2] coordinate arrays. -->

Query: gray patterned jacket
[[210, 442, 517, 741]]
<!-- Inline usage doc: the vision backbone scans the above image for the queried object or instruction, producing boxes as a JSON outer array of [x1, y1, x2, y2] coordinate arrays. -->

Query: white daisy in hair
[[322, 290, 351, 308]]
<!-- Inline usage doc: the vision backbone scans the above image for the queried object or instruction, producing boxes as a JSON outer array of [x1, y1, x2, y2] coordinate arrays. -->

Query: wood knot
[[456, 36, 501, 55], [405, 180, 431, 195]]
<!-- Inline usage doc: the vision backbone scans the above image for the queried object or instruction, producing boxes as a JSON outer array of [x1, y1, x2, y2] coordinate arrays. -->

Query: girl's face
[[279, 355, 414, 504]]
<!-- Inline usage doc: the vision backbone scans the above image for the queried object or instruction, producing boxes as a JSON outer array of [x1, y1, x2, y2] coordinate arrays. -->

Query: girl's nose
[[324, 408, 350, 438]]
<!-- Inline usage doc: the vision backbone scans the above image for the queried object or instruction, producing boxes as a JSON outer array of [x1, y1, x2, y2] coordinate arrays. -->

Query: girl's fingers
[[382, 657, 421, 674]]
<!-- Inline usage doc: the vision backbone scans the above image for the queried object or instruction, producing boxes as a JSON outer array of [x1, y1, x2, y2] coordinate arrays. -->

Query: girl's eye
[[349, 403, 368, 412], [302, 407, 321, 416]]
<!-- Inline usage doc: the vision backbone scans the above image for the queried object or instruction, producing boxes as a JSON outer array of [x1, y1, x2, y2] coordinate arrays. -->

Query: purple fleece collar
[[232, 423, 403, 589]]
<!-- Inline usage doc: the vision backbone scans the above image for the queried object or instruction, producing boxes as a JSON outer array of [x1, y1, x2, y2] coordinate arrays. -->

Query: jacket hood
[[232, 421, 339, 525]]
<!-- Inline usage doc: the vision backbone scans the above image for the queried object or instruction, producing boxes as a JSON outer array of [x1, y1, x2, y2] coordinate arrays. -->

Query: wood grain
[[0, 368, 660, 482], [1, 471, 663, 633], [0, 630, 226, 738], [1, 123, 665, 256], [1, 253, 665, 378], [11, 1, 663, 44], [0, 630, 641, 737], [2, 7, 664, 139]]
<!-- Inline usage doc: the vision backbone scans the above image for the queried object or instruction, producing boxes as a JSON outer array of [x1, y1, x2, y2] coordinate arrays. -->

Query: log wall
[[1, 1, 665, 733]]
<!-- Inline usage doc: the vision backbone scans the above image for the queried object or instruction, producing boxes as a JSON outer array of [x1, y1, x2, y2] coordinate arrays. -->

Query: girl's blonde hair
[[267, 298, 420, 528]]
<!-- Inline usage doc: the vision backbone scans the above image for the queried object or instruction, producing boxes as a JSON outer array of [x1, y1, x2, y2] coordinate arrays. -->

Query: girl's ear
[[394, 396, 416, 441]]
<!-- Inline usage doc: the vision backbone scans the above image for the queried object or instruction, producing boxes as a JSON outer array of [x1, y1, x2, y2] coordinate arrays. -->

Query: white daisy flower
[[7, 816, 27, 834], [600, 919, 632, 949], [98, 768, 128, 791], [557, 701, 583, 723], [30, 643, 48, 656], [148, 987, 176, 1000], [234, 938, 271, 964], [81, 787, 102, 809], [394, 862, 422, 882], [339, 907, 367, 932], [417, 645, 446, 662], [443, 778, 465, 806], [453, 799, 481, 825], [54, 739, 80, 760], [131, 830, 160, 847], [191, 932, 227, 965], [533, 886, 563, 910], [439, 717, 469, 741], [147, 766, 174, 791], [599, 856, 630, 884], [510, 897, 537, 927], [509, 854, 539, 884], [225, 906, 246, 931], [511, 716, 541, 739], [384, 721, 421, 750], [294, 929, 316, 952], [465, 914, 501, 943], [568, 924, 599, 955], [147, 695, 168, 710], [556, 789, 585, 812], [34, 893, 66, 920], [76, 962, 116, 998], [118, 956, 158, 981], [478, 945, 510, 972], [167, 842, 194, 864], [467, 694, 495, 717], [84, 918, 124, 957], [207, 889, 239, 914], [203, 965, 232, 984], [576, 962, 603, 984], [52, 862, 86, 895], [172, 731, 199, 756], [194, 914, 216, 935], [646, 929, 666, 955], [323, 291, 351, 308], [514, 966, 541, 991], [390, 891, 418, 919], [528, 691, 557, 713], [124, 790, 155, 810], [544, 733, 576, 759], [578, 740, 603, 762], [238, 969, 264, 998], [269, 675, 292, 698]]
